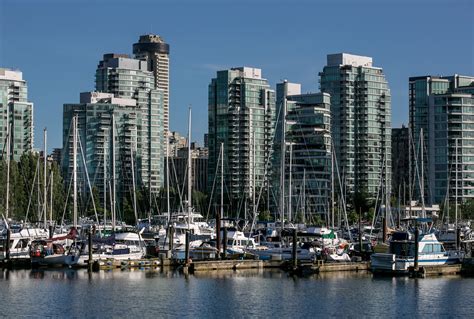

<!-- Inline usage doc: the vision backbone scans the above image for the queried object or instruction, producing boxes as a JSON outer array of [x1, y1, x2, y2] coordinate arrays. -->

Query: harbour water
[[0, 269, 472, 318]]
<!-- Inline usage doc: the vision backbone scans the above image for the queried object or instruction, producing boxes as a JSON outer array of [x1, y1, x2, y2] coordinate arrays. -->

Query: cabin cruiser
[[371, 231, 464, 274], [0, 227, 49, 260]]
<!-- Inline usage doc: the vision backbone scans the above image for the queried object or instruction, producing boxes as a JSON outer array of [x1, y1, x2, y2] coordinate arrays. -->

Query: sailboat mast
[[50, 170, 53, 224], [408, 126, 412, 216], [131, 128, 138, 225], [103, 129, 107, 228], [187, 107, 192, 229], [5, 123, 10, 220], [43, 128, 48, 227], [112, 113, 116, 231], [455, 138, 458, 241], [420, 128, 425, 217], [72, 115, 78, 228], [302, 168, 306, 224], [288, 142, 293, 222], [280, 97, 286, 224], [252, 130, 256, 222], [331, 145, 335, 229], [220, 142, 224, 220], [166, 131, 171, 224]]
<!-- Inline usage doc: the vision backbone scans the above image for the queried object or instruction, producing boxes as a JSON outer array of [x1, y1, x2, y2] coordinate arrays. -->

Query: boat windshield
[[390, 242, 416, 257]]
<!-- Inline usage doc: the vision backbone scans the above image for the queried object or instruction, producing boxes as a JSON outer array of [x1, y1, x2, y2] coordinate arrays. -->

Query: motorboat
[[371, 231, 464, 274]]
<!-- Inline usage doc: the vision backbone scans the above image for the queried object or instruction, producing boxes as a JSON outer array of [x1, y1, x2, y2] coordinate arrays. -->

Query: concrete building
[[168, 131, 187, 157], [409, 75, 474, 204], [391, 126, 409, 201], [133, 34, 170, 134], [51, 148, 62, 165], [95, 54, 165, 194], [166, 142, 209, 194], [208, 67, 275, 214], [417, 76, 474, 204], [273, 81, 302, 205], [319, 53, 391, 198], [0, 68, 34, 160], [285, 92, 332, 220], [63, 92, 141, 208]]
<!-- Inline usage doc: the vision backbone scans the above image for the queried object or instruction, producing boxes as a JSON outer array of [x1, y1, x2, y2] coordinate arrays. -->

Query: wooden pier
[[96, 258, 161, 270], [409, 264, 462, 278], [190, 260, 263, 272]]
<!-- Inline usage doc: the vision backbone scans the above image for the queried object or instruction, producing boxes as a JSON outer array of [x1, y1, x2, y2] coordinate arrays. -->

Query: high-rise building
[[165, 141, 209, 195], [133, 34, 170, 134], [63, 92, 141, 208], [0, 68, 34, 160], [320, 53, 391, 198], [391, 126, 409, 201], [409, 75, 474, 204], [285, 92, 332, 220], [208, 67, 275, 213], [273, 81, 301, 202], [168, 131, 187, 157], [95, 54, 165, 194]]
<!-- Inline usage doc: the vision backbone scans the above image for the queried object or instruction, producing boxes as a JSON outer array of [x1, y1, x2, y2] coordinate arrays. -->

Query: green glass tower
[[95, 54, 165, 194], [320, 53, 391, 198], [63, 54, 164, 213], [410, 75, 474, 204], [286, 93, 332, 220], [208, 67, 275, 214], [0, 68, 34, 161]]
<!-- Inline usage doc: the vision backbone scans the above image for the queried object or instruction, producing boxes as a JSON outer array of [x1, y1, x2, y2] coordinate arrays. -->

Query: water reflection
[[0, 268, 472, 318]]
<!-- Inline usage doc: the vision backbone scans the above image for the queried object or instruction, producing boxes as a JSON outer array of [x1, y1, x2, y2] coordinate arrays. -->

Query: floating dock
[[96, 258, 161, 270]]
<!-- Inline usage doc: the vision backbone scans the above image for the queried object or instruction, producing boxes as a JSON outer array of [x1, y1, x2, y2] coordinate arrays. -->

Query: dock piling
[[169, 226, 174, 252], [5, 228, 10, 261], [185, 230, 190, 265], [216, 212, 221, 260], [88, 229, 93, 272], [414, 226, 419, 270], [292, 229, 297, 268], [223, 227, 227, 259]]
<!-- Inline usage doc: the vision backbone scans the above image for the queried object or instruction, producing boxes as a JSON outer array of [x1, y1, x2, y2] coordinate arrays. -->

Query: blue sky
[[1, 0, 473, 151]]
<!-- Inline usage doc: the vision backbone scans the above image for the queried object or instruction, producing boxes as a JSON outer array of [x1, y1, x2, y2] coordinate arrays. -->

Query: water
[[0, 268, 472, 318]]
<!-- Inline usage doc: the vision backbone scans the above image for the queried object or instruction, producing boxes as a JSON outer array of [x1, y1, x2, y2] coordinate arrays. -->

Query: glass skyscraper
[[409, 75, 474, 204], [63, 54, 164, 213], [0, 68, 34, 161], [95, 54, 165, 194], [409, 75, 474, 205], [286, 93, 332, 220], [208, 67, 275, 214], [319, 53, 391, 198]]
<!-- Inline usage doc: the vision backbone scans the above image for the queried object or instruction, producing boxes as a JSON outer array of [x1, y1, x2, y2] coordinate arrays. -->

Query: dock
[[95, 258, 161, 270], [190, 259, 263, 272]]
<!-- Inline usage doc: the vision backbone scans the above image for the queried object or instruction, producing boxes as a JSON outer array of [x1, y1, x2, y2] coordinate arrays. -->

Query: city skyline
[[1, 0, 473, 151]]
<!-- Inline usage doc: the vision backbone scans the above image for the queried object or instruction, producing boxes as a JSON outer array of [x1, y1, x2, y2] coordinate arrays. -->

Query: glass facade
[[0, 69, 34, 161], [63, 54, 165, 211], [286, 93, 332, 218], [410, 75, 474, 204], [429, 86, 474, 203], [208, 67, 275, 214], [95, 55, 165, 194], [319, 55, 391, 197]]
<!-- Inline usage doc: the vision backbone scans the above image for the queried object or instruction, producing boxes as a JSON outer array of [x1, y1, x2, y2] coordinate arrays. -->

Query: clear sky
[[1, 0, 473, 151]]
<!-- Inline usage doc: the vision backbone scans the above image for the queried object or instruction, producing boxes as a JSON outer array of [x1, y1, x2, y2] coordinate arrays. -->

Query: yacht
[[371, 231, 464, 274]]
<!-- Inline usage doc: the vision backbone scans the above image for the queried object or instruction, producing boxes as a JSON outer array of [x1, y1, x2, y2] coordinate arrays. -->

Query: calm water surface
[[0, 268, 472, 318]]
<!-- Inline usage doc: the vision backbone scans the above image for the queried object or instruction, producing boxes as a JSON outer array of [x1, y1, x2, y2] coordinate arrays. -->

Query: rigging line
[[205, 149, 220, 221], [60, 173, 73, 227], [24, 158, 39, 223], [253, 100, 282, 222], [77, 136, 99, 225]]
